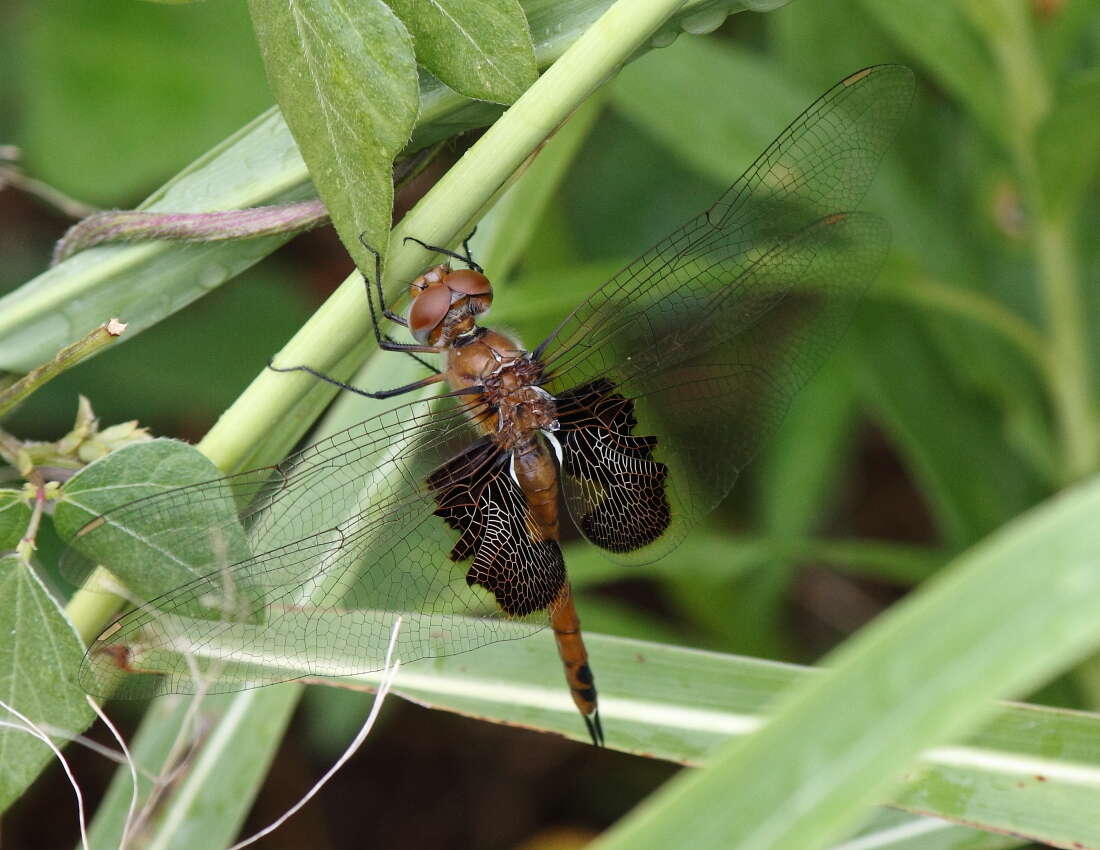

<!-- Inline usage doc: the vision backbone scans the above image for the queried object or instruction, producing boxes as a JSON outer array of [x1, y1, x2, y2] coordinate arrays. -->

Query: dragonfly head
[[408, 264, 494, 345]]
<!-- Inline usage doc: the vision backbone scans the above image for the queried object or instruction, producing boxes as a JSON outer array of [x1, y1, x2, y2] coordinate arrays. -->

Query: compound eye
[[445, 269, 493, 298], [407, 282, 451, 344]]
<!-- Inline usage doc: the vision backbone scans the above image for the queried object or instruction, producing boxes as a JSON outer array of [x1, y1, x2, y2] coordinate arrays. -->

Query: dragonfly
[[64, 65, 914, 747]]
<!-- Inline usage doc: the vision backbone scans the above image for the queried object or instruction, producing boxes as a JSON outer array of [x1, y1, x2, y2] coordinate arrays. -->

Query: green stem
[[885, 278, 1050, 381], [0, 319, 127, 418], [65, 568, 127, 645], [966, 0, 1098, 481], [197, 0, 690, 473], [1034, 214, 1097, 480]]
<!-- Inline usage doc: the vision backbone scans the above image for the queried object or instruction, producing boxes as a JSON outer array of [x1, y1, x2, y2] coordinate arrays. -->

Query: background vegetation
[[2, 0, 1100, 847]]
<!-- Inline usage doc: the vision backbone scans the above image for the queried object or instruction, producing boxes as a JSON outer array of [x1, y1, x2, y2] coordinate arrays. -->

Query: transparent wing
[[535, 65, 913, 382], [66, 394, 561, 699], [546, 209, 893, 563], [533, 65, 913, 563]]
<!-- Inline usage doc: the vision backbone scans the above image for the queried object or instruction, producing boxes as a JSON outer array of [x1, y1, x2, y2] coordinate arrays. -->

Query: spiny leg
[[359, 240, 443, 372], [402, 229, 484, 274], [267, 237, 449, 397], [383, 337, 441, 375], [357, 238, 441, 355], [460, 227, 478, 268], [267, 362, 447, 400], [359, 235, 410, 328]]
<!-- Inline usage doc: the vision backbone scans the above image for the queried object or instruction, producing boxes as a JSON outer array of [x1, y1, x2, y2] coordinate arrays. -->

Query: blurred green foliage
[[12, 0, 271, 205], [3, 0, 1100, 847]]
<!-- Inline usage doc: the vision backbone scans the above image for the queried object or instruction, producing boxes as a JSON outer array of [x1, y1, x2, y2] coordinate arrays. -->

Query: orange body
[[413, 264, 603, 744]]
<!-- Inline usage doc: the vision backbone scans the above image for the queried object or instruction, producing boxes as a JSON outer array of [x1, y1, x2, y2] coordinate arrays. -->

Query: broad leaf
[[82, 607, 1100, 848], [53, 439, 246, 608], [0, 553, 92, 812], [0, 0, 748, 375], [591, 475, 1100, 850], [248, 0, 418, 271], [388, 0, 537, 103], [837, 809, 1025, 850], [0, 491, 31, 552]]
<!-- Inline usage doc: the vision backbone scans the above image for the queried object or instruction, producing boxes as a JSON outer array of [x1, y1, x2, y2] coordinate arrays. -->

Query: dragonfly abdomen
[[550, 584, 603, 746], [510, 437, 560, 543]]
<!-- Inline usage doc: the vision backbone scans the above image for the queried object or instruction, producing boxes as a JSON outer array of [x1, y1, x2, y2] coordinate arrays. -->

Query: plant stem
[[967, 0, 1098, 481], [886, 278, 1050, 381], [0, 319, 127, 419], [197, 0, 690, 473], [51, 202, 328, 265], [1033, 214, 1097, 480], [65, 568, 127, 645]]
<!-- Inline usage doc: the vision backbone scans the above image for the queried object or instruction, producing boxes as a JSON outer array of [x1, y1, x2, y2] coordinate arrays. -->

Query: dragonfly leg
[[357, 235, 409, 329], [358, 237, 445, 359], [381, 336, 441, 375], [402, 231, 484, 274], [583, 711, 605, 749], [550, 584, 604, 747], [268, 362, 447, 400], [356, 238, 448, 374]]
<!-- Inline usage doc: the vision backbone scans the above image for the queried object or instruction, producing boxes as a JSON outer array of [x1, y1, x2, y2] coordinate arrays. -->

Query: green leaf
[[248, 0, 418, 272], [135, 687, 299, 850], [612, 37, 807, 187], [858, 0, 1006, 147], [854, 304, 1041, 547], [15, 0, 271, 205], [0, 553, 93, 812], [79, 594, 1100, 847], [1036, 68, 1100, 217], [0, 0, 746, 375], [0, 491, 31, 551], [591, 475, 1100, 850], [0, 107, 315, 374], [388, 0, 538, 104], [53, 439, 246, 608], [839, 809, 1025, 850]]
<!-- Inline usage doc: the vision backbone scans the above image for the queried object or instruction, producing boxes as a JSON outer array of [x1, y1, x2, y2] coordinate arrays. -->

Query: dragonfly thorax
[[444, 328, 555, 446], [491, 381, 558, 451]]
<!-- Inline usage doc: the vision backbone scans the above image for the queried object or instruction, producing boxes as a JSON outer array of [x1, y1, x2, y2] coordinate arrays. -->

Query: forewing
[[534, 66, 912, 563], [535, 64, 914, 384], [67, 394, 553, 699], [548, 212, 891, 563]]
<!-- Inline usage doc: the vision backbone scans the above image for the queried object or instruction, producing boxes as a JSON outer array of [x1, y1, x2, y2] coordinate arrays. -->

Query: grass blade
[[587, 476, 1100, 850]]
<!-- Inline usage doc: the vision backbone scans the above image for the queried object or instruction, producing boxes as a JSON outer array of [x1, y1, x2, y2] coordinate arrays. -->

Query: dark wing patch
[[427, 438, 565, 616], [555, 379, 670, 553]]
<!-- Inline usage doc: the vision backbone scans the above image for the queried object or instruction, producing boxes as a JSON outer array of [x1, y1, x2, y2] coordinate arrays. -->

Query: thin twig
[[0, 319, 127, 419], [0, 699, 90, 850], [87, 696, 138, 850], [227, 617, 404, 850]]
